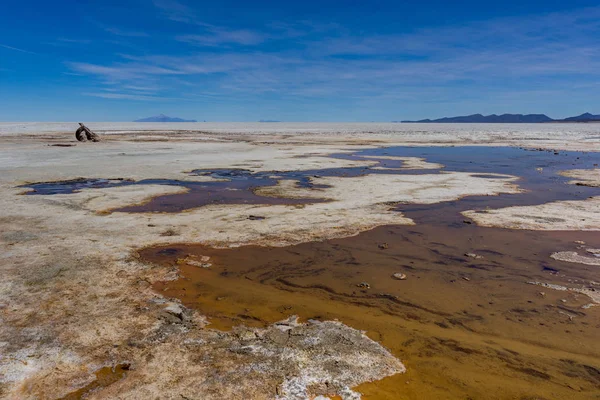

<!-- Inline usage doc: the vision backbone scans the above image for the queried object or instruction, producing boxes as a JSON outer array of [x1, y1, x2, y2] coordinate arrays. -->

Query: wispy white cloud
[[67, 62, 185, 81], [122, 84, 161, 92], [67, 5, 600, 109], [83, 92, 169, 101], [152, 0, 268, 46], [104, 27, 149, 37], [152, 0, 195, 23], [0, 43, 36, 54], [177, 28, 266, 46]]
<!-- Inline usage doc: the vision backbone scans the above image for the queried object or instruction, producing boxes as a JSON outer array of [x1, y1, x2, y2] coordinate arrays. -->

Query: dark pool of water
[[19, 146, 600, 214], [22, 178, 136, 195]]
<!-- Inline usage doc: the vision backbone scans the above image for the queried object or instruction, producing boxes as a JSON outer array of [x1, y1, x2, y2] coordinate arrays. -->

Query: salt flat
[[0, 124, 599, 400], [2, 122, 600, 150]]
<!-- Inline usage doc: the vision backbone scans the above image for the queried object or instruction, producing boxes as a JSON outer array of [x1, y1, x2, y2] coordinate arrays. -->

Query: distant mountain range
[[134, 114, 197, 122], [560, 112, 600, 122], [401, 112, 600, 123]]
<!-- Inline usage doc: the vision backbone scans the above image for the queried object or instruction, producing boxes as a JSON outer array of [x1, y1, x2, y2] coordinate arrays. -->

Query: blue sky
[[1, 0, 600, 121]]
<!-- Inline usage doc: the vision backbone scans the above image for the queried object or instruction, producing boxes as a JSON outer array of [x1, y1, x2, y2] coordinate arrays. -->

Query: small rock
[[177, 254, 212, 268], [392, 273, 407, 280], [237, 329, 258, 341], [574, 240, 586, 245], [164, 302, 184, 318], [465, 253, 483, 259], [357, 282, 371, 289], [560, 299, 567, 303], [378, 243, 389, 250], [462, 277, 471, 281], [539, 291, 546, 297], [463, 220, 472, 225], [248, 215, 266, 220], [187, 260, 212, 268], [159, 302, 189, 324]]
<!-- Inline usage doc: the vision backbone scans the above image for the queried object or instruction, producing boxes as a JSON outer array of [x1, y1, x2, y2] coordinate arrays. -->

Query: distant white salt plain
[[1, 121, 600, 140]]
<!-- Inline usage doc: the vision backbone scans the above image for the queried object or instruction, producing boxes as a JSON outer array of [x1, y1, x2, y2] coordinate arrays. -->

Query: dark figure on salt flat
[[75, 123, 101, 142]]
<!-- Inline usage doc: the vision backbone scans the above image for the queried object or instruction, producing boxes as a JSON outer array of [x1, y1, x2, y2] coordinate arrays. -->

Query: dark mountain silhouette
[[134, 114, 197, 122], [401, 113, 554, 123], [559, 113, 600, 122]]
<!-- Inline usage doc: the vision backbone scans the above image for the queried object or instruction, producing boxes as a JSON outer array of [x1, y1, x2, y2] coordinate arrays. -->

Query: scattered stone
[[159, 302, 192, 324], [392, 273, 407, 280], [465, 253, 483, 259], [274, 315, 302, 330], [539, 292, 546, 297], [574, 241, 586, 245], [378, 243, 389, 250], [236, 329, 258, 341], [462, 277, 471, 281], [164, 302, 184, 317], [357, 282, 371, 289], [248, 215, 266, 220], [177, 254, 212, 268]]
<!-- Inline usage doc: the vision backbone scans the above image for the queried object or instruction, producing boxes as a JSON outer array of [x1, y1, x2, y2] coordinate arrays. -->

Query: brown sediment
[[141, 222, 600, 399], [59, 363, 130, 400]]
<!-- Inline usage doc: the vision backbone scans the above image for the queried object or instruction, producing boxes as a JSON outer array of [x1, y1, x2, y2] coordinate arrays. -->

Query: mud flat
[[1, 125, 600, 399]]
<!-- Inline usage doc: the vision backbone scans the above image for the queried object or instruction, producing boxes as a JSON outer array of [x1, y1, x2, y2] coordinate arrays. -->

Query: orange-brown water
[[142, 223, 600, 400], [59, 364, 130, 400]]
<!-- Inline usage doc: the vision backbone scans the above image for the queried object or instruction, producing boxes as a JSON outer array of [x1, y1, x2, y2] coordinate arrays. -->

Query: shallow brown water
[[142, 223, 600, 400], [59, 364, 130, 400]]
